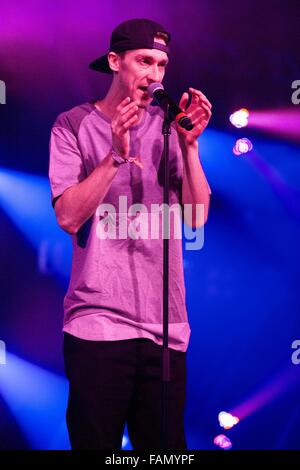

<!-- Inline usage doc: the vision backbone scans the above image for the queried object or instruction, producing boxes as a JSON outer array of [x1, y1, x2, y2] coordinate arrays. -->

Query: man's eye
[[139, 60, 167, 68]]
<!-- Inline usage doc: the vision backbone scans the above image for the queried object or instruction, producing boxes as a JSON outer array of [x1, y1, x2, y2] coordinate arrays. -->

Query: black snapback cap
[[89, 18, 171, 73]]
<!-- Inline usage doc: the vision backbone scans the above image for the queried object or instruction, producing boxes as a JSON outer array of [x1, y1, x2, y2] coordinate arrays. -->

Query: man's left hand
[[176, 87, 212, 145]]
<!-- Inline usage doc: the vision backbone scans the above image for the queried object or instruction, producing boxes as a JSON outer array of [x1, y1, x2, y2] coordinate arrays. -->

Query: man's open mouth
[[138, 86, 148, 92]]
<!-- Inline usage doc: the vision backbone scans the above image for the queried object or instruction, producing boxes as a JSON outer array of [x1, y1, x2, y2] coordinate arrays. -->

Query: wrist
[[110, 147, 128, 166], [179, 137, 198, 154]]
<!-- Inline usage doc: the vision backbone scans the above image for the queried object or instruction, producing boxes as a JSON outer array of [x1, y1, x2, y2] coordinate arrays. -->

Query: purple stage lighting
[[248, 108, 300, 143], [233, 138, 253, 155], [213, 434, 232, 450], [218, 411, 239, 430], [229, 108, 249, 128]]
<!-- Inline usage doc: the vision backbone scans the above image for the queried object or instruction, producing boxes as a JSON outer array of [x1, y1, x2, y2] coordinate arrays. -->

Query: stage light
[[0, 352, 69, 449], [122, 434, 129, 449], [247, 108, 300, 143], [218, 411, 240, 430], [229, 108, 249, 128], [231, 366, 300, 421], [0, 168, 71, 279], [233, 138, 253, 155], [213, 434, 232, 450]]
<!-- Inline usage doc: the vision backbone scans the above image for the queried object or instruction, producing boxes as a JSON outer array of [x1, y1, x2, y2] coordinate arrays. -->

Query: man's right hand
[[111, 97, 139, 159]]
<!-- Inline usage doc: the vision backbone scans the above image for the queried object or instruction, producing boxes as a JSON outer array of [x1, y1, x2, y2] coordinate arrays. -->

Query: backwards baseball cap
[[89, 18, 171, 73]]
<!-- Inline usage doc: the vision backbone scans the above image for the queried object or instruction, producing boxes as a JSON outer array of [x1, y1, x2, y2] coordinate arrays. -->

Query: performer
[[49, 18, 212, 450]]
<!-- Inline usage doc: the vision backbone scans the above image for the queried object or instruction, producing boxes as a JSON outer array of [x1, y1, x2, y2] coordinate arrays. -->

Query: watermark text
[[95, 196, 205, 250], [0, 340, 6, 364], [291, 80, 300, 105], [291, 339, 300, 365], [0, 80, 6, 104]]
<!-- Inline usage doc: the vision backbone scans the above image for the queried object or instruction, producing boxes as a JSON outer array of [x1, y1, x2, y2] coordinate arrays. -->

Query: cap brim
[[89, 54, 112, 73]]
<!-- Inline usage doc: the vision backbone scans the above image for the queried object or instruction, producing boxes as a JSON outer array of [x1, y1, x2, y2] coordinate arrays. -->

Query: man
[[49, 18, 212, 450]]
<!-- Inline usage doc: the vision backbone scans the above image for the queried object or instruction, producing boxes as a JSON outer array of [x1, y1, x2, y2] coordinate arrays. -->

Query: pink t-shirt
[[49, 101, 191, 352]]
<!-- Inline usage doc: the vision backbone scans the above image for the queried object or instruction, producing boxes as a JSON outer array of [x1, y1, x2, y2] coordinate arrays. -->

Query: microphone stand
[[161, 105, 172, 449], [150, 87, 193, 449]]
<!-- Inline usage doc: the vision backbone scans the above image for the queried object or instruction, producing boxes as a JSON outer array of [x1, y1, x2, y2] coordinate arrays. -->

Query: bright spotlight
[[218, 411, 240, 430], [229, 108, 249, 128], [233, 138, 253, 155], [0, 352, 69, 449], [213, 434, 232, 450], [122, 435, 129, 448]]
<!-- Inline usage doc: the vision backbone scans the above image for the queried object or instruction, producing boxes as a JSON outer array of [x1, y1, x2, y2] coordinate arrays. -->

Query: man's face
[[115, 39, 169, 108]]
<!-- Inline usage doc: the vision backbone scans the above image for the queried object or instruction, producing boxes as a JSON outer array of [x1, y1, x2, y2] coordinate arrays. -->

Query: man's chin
[[137, 97, 152, 109]]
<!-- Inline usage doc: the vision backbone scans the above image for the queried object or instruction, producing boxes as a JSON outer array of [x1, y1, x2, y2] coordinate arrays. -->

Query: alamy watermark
[[0, 80, 6, 104], [95, 196, 206, 250], [291, 80, 300, 105], [0, 340, 6, 364], [291, 339, 300, 365]]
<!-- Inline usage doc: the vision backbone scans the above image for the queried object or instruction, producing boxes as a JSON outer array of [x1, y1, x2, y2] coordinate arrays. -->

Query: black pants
[[63, 332, 187, 450]]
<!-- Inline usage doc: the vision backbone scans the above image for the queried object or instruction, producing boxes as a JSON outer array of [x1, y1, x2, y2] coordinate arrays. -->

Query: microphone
[[147, 83, 194, 131]]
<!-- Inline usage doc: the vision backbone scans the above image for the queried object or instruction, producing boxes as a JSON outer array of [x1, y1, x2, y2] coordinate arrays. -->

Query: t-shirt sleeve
[[49, 116, 87, 207]]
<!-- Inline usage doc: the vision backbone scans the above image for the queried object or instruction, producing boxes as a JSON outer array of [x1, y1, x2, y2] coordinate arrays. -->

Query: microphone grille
[[147, 82, 164, 98]]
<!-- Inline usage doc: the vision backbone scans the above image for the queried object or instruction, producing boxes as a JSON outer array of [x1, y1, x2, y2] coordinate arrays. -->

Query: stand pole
[[161, 109, 172, 449]]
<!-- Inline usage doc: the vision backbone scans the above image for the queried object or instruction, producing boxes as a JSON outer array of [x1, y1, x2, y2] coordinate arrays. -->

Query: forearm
[[55, 151, 119, 234], [180, 140, 211, 227]]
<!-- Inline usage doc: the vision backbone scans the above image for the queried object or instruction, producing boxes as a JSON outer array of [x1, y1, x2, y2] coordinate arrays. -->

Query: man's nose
[[147, 64, 162, 83]]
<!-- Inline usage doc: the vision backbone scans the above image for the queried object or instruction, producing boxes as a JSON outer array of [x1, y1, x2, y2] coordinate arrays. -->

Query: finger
[[190, 113, 207, 127], [191, 112, 210, 128], [195, 119, 209, 131], [192, 102, 211, 116], [119, 114, 139, 133], [113, 98, 136, 124], [189, 87, 206, 99], [192, 111, 210, 128], [179, 92, 189, 111], [116, 96, 131, 112], [189, 88, 212, 109], [186, 92, 200, 108], [201, 103, 212, 118], [115, 105, 138, 128], [127, 156, 143, 169], [199, 97, 212, 109], [133, 159, 143, 169], [128, 157, 144, 169], [120, 101, 139, 116], [118, 105, 139, 125], [189, 103, 212, 121]]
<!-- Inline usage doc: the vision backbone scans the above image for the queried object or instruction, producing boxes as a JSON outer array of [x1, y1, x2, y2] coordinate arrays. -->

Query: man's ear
[[108, 52, 121, 73]]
